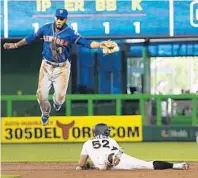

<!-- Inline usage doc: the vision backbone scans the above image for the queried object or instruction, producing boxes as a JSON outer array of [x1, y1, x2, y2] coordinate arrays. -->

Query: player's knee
[[36, 90, 48, 103], [56, 94, 65, 104]]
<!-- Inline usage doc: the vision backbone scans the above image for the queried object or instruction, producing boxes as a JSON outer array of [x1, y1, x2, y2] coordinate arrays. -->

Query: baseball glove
[[107, 153, 120, 167], [76, 162, 95, 170], [105, 148, 124, 168], [100, 40, 119, 54]]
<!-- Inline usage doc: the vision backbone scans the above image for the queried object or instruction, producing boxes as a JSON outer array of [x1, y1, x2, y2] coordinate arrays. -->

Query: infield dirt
[[1, 162, 198, 178]]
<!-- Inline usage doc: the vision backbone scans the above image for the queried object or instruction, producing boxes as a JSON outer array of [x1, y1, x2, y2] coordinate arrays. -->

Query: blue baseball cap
[[55, 9, 68, 18]]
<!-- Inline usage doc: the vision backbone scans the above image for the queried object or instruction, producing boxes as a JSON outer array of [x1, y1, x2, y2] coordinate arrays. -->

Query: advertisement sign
[[1, 116, 142, 143], [143, 126, 198, 141]]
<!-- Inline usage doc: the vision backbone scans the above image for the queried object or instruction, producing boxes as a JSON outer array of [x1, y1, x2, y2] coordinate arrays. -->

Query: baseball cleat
[[173, 162, 189, 170], [53, 102, 61, 111], [181, 162, 189, 170], [41, 114, 49, 126]]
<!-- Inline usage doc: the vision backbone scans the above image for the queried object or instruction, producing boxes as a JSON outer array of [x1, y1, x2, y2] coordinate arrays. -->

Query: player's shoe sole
[[173, 162, 190, 170], [182, 162, 189, 170], [41, 115, 49, 126], [53, 102, 61, 111]]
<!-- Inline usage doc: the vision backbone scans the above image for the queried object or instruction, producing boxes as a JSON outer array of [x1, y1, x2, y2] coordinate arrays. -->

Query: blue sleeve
[[25, 25, 45, 44], [71, 30, 92, 48], [77, 38, 92, 48]]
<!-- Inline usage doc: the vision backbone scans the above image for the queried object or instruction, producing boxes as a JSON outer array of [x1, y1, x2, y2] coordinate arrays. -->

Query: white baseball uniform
[[80, 135, 154, 170]]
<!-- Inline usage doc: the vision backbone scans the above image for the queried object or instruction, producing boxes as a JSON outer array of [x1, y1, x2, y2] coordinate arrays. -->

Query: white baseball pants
[[36, 60, 71, 116], [111, 153, 154, 170], [95, 152, 154, 170]]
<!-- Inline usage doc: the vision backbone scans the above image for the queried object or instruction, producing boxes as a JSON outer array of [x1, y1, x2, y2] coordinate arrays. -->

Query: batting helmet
[[92, 123, 110, 137]]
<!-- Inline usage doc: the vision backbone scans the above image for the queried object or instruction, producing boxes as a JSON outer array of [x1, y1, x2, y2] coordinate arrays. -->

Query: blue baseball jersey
[[25, 23, 92, 63]]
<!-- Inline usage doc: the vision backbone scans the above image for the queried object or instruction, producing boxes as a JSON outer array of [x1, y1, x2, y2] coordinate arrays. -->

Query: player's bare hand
[[3, 43, 18, 50]]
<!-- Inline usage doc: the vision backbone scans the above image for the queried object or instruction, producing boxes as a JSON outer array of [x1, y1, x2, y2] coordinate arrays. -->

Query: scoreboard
[[1, 0, 198, 38]]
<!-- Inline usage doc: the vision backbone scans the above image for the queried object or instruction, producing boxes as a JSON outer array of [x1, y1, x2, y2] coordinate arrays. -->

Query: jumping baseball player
[[3, 9, 118, 125], [76, 123, 189, 171]]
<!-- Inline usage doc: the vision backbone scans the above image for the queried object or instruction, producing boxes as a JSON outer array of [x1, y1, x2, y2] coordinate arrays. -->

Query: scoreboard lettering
[[1, 0, 198, 38]]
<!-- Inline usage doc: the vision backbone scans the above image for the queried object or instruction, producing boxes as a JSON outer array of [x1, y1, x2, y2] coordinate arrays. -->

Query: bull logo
[[56, 120, 75, 139]]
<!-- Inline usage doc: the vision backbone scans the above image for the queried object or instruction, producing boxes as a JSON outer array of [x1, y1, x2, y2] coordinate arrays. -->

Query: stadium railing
[[1, 94, 197, 126]]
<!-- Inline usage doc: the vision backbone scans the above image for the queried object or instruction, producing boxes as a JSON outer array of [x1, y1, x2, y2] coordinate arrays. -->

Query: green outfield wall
[[1, 94, 198, 126]]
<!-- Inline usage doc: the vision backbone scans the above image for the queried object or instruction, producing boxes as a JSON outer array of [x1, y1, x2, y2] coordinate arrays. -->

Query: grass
[[1, 142, 198, 162]]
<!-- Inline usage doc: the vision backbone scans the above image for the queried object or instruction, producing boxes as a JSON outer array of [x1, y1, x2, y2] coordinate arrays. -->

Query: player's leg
[[36, 61, 52, 125], [153, 161, 189, 170], [111, 153, 154, 170], [112, 153, 189, 170], [52, 60, 71, 111]]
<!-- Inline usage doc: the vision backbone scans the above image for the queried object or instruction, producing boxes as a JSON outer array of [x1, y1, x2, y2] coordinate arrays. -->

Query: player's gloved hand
[[107, 153, 121, 166], [3, 43, 18, 49], [75, 162, 95, 170], [99, 40, 119, 54], [106, 148, 124, 167], [83, 162, 95, 169]]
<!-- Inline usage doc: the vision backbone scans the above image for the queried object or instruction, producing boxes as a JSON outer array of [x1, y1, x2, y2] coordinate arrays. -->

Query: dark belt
[[46, 61, 65, 68]]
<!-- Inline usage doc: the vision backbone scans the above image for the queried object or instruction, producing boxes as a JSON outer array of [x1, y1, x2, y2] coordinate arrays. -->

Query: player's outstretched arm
[[76, 155, 89, 170], [3, 39, 28, 50], [73, 32, 119, 55], [4, 25, 45, 50]]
